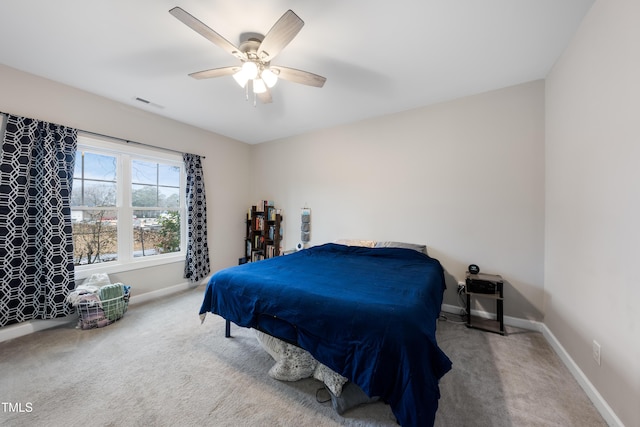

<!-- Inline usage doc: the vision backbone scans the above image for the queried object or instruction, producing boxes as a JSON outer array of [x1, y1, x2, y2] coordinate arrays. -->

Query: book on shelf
[[267, 207, 277, 221], [265, 244, 281, 258], [255, 200, 274, 213], [254, 215, 264, 231], [251, 251, 264, 262], [253, 235, 265, 249]]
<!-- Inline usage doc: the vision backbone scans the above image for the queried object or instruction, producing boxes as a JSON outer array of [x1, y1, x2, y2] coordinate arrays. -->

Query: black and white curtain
[[0, 114, 77, 327], [183, 153, 210, 283]]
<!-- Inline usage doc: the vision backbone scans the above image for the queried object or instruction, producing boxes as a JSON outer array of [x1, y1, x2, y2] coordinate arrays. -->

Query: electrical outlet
[[592, 340, 601, 366], [457, 281, 465, 293]]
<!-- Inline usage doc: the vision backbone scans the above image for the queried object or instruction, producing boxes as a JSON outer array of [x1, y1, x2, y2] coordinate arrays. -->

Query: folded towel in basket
[[99, 283, 126, 321]]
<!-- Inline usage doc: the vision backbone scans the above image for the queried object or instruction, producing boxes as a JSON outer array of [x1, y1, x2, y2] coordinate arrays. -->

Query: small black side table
[[465, 272, 505, 335]]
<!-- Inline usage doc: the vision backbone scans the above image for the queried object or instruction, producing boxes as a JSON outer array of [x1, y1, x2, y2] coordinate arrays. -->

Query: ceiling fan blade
[[257, 10, 304, 63], [169, 7, 246, 60], [188, 66, 240, 80], [271, 66, 326, 88]]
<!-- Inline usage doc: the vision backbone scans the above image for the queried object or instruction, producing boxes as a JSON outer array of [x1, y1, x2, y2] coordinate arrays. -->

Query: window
[[71, 135, 185, 275]]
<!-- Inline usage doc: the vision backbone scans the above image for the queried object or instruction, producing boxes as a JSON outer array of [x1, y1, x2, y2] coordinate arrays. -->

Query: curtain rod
[[0, 111, 205, 159]]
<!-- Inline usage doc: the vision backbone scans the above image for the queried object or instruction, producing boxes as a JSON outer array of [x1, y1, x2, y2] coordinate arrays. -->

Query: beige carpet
[[0, 286, 606, 427]]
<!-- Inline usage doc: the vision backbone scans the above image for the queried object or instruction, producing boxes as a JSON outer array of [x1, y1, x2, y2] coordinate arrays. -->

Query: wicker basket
[[76, 289, 130, 330]]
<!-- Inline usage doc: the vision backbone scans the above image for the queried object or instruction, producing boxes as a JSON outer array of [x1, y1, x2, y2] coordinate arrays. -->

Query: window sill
[[74, 253, 185, 281]]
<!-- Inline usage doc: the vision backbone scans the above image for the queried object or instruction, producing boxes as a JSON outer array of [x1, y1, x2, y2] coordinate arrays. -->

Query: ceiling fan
[[169, 7, 326, 105]]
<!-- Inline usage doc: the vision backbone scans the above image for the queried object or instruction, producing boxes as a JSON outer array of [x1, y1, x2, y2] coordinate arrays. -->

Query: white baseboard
[[128, 281, 195, 306], [0, 315, 77, 344], [0, 281, 196, 344], [441, 303, 543, 331], [540, 324, 624, 427], [441, 303, 622, 427]]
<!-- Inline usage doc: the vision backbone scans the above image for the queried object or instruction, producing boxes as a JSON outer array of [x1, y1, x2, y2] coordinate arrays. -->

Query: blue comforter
[[199, 243, 452, 426]]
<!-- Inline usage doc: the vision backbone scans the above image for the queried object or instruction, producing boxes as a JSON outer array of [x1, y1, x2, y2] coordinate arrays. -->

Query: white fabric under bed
[[254, 329, 348, 396]]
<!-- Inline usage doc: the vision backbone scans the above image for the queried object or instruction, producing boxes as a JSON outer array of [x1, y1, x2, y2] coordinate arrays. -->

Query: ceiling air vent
[[133, 97, 164, 109]]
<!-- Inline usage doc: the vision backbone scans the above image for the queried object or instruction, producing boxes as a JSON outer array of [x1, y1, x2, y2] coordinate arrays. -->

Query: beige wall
[[0, 63, 251, 293], [250, 80, 546, 320], [545, 0, 639, 425]]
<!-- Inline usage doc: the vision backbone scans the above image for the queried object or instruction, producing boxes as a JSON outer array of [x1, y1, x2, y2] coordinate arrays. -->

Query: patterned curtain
[[183, 153, 211, 283], [0, 115, 77, 327]]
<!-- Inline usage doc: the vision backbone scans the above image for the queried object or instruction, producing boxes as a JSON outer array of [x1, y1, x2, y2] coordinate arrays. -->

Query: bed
[[199, 242, 452, 426]]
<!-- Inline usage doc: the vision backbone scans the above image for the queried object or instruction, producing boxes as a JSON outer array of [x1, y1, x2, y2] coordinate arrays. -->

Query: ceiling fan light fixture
[[261, 68, 278, 88], [241, 61, 258, 79], [232, 70, 249, 88], [253, 78, 267, 94]]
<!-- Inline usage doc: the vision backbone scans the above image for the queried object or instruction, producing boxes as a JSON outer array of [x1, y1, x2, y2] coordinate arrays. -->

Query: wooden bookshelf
[[244, 201, 283, 262]]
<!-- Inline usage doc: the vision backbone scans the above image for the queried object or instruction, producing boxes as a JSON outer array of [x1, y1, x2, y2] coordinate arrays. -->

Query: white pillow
[[374, 241, 428, 255], [334, 239, 376, 248]]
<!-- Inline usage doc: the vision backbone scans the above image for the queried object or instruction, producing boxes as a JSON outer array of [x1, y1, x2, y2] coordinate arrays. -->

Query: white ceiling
[[0, 0, 594, 144]]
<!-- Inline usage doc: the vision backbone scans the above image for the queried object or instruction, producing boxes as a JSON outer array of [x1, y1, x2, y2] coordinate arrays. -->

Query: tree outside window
[[71, 143, 184, 267]]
